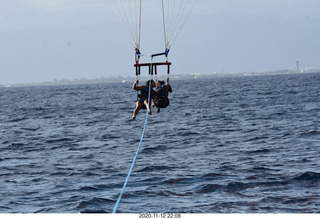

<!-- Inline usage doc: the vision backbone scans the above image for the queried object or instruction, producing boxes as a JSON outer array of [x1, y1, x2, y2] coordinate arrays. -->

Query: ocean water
[[0, 73, 320, 213]]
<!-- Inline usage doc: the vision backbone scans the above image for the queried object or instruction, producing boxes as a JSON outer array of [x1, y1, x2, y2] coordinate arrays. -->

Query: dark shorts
[[155, 97, 169, 108], [139, 98, 147, 104], [138, 98, 149, 109]]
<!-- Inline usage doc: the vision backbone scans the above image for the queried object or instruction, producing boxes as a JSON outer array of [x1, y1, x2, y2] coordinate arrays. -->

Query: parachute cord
[[169, 0, 197, 48], [138, 0, 142, 50], [161, 0, 197, 50], [104, 0, 140, 49], [113, 60, 153, 214], [162, 0, 168, 48]]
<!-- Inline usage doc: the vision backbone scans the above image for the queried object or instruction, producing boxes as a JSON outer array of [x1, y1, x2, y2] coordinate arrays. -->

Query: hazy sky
[[1, 0, 320, 84]]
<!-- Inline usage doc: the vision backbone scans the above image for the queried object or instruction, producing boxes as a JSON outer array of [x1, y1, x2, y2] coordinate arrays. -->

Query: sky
[[1, 0, 320, 84]]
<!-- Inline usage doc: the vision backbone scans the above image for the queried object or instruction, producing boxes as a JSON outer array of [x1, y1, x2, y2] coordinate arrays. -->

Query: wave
[[137, 165, 175, 172], [77, 197, 114, 213], [291, 172, 320, 181], [46, 137, 74, 144], [194, 171, 320, 195], [196, 184, 224, 193], [244, 148, 272, 154], [299, 130, 320, 137]]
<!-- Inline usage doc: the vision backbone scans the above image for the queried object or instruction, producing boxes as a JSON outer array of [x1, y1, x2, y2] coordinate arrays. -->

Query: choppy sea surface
[[1, 73, 320, 213]]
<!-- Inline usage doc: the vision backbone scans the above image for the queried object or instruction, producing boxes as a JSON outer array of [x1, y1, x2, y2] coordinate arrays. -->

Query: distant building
[[296, 61, 300, 72]]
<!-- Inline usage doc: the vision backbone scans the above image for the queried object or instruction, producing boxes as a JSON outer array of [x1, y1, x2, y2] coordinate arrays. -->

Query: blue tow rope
[[112, 63, 153, 214]]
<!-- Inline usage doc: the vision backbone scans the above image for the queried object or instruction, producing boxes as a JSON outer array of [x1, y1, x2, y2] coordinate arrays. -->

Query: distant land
[[1, 69, 319, 88]]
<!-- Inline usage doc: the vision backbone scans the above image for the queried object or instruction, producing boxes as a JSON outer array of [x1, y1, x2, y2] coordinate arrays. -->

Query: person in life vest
[[132, 79, 156, 120], [153, 80, 172, 113]]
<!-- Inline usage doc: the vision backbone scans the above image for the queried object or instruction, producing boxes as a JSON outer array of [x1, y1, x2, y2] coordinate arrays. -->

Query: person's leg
[[144, 100, 152, 115], [153, 99, 160, 112], [133, 101, 142, 119]]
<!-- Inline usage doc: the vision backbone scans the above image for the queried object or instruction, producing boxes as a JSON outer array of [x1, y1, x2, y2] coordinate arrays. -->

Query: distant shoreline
[[1, 70, 319, 88]]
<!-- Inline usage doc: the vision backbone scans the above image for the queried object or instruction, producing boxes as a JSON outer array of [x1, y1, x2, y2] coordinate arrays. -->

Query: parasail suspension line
[[169, 0, 198, 48], [161, 0, 168, 51]]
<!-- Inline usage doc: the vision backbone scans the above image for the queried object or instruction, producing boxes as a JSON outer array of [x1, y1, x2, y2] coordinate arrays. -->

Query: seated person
[[132, 80, 156, 120], [153, 80, 172, 113]]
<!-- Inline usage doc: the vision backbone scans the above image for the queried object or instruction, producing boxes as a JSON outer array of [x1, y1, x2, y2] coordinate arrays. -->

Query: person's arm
[[132, 80, 144, 91], [132, 80, 138, 90]]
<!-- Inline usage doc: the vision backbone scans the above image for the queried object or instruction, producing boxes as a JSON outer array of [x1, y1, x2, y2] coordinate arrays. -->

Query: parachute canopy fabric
[[105, 0, 197, 57]]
